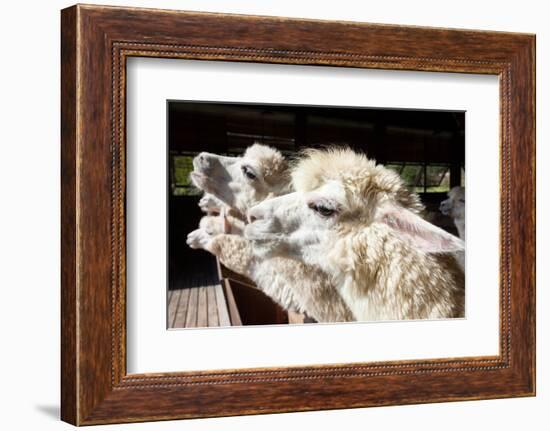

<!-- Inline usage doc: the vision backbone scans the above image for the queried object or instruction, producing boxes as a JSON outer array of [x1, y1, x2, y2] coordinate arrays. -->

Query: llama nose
[[247, 207, 264, 224], [196, 152, 212, 169]]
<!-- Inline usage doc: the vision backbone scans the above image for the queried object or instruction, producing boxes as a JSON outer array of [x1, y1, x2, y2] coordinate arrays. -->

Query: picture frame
[[60, 4, 535, 425]]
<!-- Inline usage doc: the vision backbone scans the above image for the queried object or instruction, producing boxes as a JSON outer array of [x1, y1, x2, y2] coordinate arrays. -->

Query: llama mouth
[[190, 171, 217, 193], [189, 171, 205, 187], [244, 223, 281, 243], [440, 207, 450, 216]]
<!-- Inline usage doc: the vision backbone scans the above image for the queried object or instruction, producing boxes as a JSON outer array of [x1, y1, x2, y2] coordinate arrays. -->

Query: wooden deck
[[168, 284, 233, 328], [168, 259, 296, 328]]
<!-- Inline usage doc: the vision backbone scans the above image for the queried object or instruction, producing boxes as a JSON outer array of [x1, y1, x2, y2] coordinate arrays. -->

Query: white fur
[[440, 186, 466, 240], [439, 186, 466, 270], [198, 193, 225, 215]]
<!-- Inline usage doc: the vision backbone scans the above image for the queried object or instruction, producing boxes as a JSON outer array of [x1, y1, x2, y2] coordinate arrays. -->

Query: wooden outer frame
[[61, 4, 535, 425]]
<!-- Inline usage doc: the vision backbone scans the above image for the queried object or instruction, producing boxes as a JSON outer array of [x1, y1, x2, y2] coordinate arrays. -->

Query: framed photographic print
[[61, 4, 535, 425]]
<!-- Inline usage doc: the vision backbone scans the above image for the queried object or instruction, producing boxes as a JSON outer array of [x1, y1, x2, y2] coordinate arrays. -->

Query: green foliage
[[386, 163, 450, 193], [171, 155, 201, 196]]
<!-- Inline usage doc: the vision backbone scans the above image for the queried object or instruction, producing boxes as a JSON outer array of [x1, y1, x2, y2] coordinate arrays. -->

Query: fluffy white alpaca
[[187, 144, 354, 322], [245, 148, 465, 321], [439, 186, 465, 240]]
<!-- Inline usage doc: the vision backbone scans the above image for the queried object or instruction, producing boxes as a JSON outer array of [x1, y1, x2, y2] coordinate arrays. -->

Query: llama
[[439, 186, 465, 240], [187, 144, 354, 322], [245, 147, 465, 321], [190, 144, 291, 215], [190, 144, 290, 238]]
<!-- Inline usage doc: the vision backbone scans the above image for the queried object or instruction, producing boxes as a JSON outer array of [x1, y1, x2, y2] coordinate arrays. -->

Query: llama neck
[[329, 225, 464, 320]]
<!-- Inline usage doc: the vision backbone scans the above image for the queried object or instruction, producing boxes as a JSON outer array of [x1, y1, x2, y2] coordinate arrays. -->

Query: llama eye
[[308, 202, 336, 217], [241, 165, 257, 180]]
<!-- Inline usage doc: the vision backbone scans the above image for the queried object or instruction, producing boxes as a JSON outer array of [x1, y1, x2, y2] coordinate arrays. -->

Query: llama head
[[190, 143, 289, 215], [439, 186, 465, 221], [245, 147, 464, 265], [198, 193, 225, 216]]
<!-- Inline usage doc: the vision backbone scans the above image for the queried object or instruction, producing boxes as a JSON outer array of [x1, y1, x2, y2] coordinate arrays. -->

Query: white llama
[[245, 147, 465, 321], [439, 186, 465, 240], [187, 144, 354, 322]]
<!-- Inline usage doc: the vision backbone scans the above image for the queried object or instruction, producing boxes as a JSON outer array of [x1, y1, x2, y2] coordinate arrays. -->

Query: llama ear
[[377, 204, 464, 253]]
